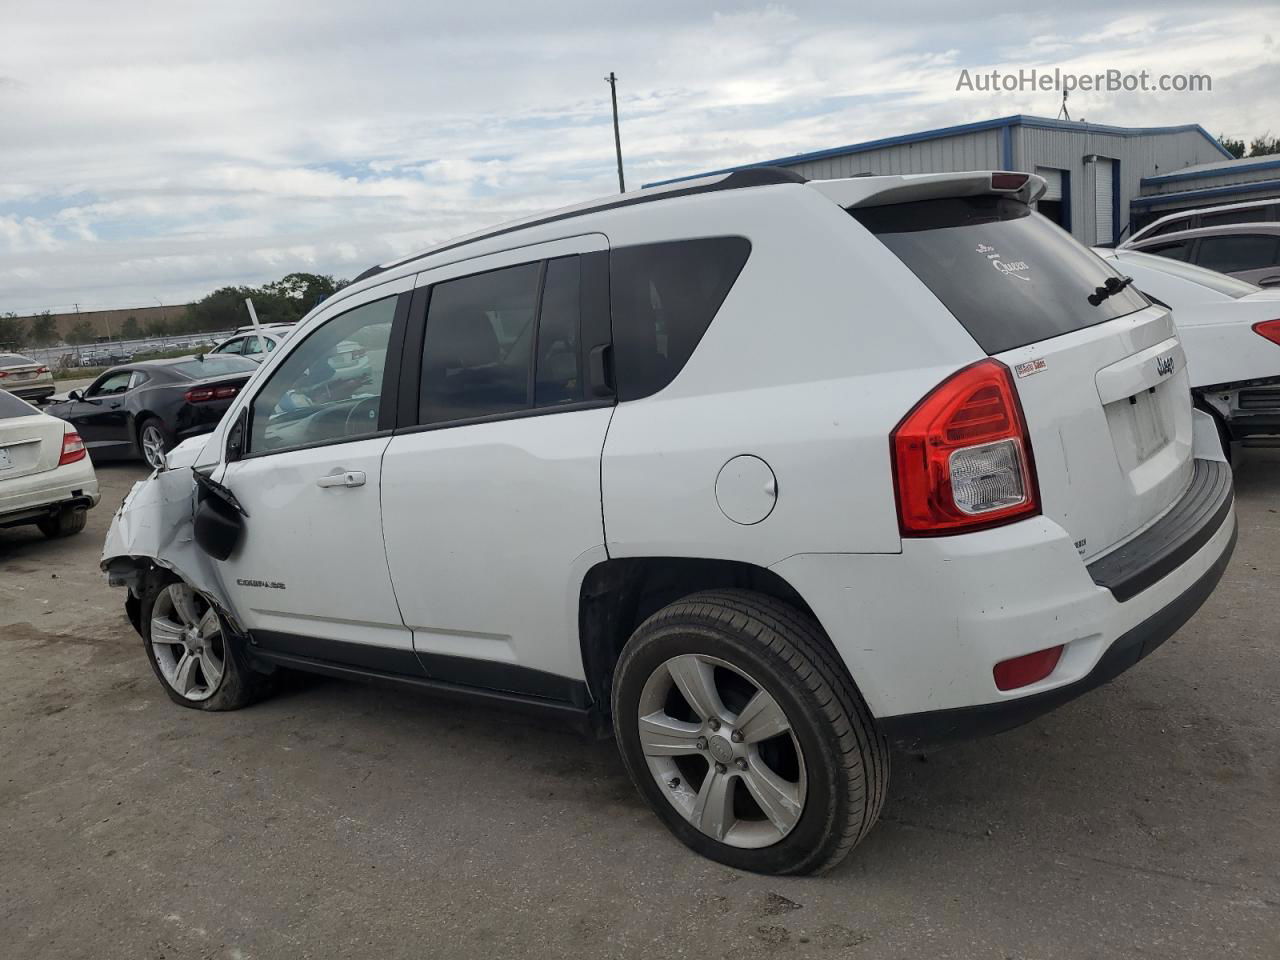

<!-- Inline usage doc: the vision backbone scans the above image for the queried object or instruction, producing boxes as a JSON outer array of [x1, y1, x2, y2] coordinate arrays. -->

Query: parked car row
[[101, 167, 1241, 876], [0, 389, 98, 539], [1122, 198, 1280, 287]]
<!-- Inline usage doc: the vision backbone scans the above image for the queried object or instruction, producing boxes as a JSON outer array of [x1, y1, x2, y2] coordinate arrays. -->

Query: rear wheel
[[140, 580, 276, 711], [36, 506, 86, 538], [612, 590, 888, 875], [138, 417, 172, 470]]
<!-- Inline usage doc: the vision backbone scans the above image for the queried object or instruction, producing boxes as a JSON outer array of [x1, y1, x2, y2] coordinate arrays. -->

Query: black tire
[[612, 589, 888, 875], [136, 416, 174, 469], [37, 506, 87, 538], [139, 577, 276, 711]]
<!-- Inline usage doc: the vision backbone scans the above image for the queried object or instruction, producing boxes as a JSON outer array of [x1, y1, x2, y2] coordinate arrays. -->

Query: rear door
[[379, 235, 614, 695], [856, 194, 1193, 561], [217, 281, 414, 662]]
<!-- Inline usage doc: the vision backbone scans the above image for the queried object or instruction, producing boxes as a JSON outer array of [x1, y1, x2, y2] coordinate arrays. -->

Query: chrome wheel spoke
[[197, 608, 220, 641], [173, 651, 200, 696], [169, 584, 201, 627], [666, 655, 726, 722], [150, 616, 185, 647], [691, 768, 736, 841], [638, 712, 704, 757], [742, 756, 803, 834], [735, 689, 790, 743]]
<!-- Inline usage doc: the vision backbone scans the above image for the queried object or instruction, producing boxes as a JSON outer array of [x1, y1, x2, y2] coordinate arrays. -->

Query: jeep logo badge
[[1156, 355, 1175, 377]]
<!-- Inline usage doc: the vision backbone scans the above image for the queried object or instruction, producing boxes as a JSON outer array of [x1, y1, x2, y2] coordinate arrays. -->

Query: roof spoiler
[[810, 171, 1047, 209]]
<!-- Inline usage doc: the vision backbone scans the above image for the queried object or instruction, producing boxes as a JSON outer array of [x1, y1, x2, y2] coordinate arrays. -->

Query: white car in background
[[208, 326, 294, 361], [0, 389, 99, 538], [1095, 247, 1280, 449], [0, 353, 56, 404]]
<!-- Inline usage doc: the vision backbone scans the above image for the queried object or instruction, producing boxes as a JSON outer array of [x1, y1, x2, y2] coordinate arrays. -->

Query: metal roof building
[[1133, 155, 1280, 222], [647, 115, 1238, 246]]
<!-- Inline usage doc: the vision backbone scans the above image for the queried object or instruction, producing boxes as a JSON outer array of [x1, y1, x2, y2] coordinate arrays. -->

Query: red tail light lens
[[994, 645, 1064, 691], [185, 385, 239, 403], [0, 371, 8, 379], [891, 358, 1040, 535], [58, 429, 87, 466], [37, 366, 49, 374], [1253, 319, 1280, 346]]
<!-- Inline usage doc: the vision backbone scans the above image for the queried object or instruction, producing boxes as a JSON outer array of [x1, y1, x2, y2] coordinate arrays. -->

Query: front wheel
[[612, 590, 888, 875], [140, 580, 275, 711]]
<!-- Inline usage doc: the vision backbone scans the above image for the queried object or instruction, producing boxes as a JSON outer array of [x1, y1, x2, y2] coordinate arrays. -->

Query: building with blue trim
[[646, 115, 1273, 245]]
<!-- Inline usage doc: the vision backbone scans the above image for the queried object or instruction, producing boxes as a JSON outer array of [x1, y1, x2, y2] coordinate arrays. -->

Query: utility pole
[[605, 71, 625, 193]]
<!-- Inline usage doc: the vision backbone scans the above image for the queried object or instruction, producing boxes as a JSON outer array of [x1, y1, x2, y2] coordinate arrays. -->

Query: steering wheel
[[344, 396, 380, 435]]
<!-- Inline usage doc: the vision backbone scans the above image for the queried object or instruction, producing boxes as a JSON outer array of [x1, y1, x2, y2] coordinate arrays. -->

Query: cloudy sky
[[2, 0, 1277, 314]]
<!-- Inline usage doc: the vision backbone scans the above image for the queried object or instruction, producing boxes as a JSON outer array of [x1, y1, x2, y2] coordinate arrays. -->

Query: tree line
[[0, 272, 349, 352], [1216, 133, 1280, 160]]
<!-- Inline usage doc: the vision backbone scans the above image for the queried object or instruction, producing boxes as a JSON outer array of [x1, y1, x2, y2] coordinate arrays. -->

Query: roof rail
[[350, 166, 807, 284]]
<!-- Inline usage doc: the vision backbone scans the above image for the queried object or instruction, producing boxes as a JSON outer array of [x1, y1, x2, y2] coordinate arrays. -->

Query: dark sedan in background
[[45, 355, 258, 468]]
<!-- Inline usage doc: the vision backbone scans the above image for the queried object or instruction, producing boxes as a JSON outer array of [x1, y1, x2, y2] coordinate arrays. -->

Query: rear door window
[[1194, 235, 1280, 274], [1200, 209, 1269, 227], [1149, 218, 1189, 237], [854, 196, 1148, 354], [609, 237, 751, 400]]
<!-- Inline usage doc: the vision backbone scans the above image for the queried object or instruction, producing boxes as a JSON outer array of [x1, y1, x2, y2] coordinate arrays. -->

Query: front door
[[217, 283, 415, 669], [73, 369, 135, 457], [380, 237, 615, 697]]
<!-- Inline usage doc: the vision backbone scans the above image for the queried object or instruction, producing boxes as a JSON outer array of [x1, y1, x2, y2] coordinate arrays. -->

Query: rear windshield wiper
[[1088, 274, 1134, 306]]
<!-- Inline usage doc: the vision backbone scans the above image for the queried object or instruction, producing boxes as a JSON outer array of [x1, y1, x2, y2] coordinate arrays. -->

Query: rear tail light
[[994, 645, 1064, 691], [58, 429, 87, 466], [1253, 319, 1280, 346], [37, 366, 49, 374], [185, 385, 240, 403], [0, 371, 8, 379], [891, 358, 1040, 535]]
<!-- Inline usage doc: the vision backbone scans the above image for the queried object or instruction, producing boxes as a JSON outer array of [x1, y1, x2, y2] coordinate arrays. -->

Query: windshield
[[854, 196, 1149, 354], [171, 356, 258, 379], [1114, 250, 1261, 300]]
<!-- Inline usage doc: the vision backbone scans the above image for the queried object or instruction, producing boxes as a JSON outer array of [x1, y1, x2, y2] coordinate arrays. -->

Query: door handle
[[316, 470, 366, 489], [109, 402, 121, 409]]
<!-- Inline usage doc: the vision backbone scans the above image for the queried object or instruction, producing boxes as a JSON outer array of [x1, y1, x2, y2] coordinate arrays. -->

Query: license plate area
[[1128, 387, 1169, 463]]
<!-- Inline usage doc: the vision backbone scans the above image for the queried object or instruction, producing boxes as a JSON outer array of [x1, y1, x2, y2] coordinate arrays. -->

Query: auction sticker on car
[[1014, 358, 1047, 378], [0, 448, 13, 471]]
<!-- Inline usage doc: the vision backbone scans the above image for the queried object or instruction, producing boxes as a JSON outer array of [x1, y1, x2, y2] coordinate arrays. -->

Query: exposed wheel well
[[578, 557, 835, 713]]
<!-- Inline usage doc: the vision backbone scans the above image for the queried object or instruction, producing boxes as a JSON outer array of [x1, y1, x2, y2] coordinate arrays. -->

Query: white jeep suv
[[103, 167, 1237, 875]]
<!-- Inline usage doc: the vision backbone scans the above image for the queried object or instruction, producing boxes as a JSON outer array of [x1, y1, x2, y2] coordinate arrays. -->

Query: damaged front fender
[[100, 466, 245, 636]]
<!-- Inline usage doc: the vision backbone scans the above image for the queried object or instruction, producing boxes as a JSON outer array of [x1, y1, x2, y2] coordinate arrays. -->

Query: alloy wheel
[[141, 424, 167, 469], [637, 654, 807, 849], [150, 584, 225, 702]]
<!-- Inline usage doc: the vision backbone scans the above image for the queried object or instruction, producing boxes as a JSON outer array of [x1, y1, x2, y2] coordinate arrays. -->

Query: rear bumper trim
[[880, 516, 1237, 749], [1086, 457, 1233, 603]]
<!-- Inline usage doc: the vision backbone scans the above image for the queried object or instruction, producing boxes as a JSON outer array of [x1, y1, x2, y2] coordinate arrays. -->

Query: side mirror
[[67, 389, 83, 401], [225, 407, 248, 463]]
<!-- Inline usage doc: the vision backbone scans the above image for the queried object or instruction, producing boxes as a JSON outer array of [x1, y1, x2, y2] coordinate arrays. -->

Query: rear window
[[0, 354, 34, 369], [610, 237, 751, 400], [171, 356, 258, 379], [854, 196, 1148, 354], [1117, 250, 1260, 299], [0, 390, 39, 418]]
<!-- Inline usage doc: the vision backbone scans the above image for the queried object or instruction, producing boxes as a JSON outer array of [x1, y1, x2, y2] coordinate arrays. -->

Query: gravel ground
[[1, 454, 1277, 959]]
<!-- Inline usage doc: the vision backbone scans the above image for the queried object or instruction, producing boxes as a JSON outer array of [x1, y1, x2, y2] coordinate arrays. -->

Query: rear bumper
[[8, 383, 55, 402], [771, 456, 1237, 734], [879, 514, 1236, 748], [0, 460, 100, 527]]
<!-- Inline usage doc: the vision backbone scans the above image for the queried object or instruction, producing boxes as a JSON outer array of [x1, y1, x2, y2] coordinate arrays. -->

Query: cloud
[[0, 0, 1277, 312]]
